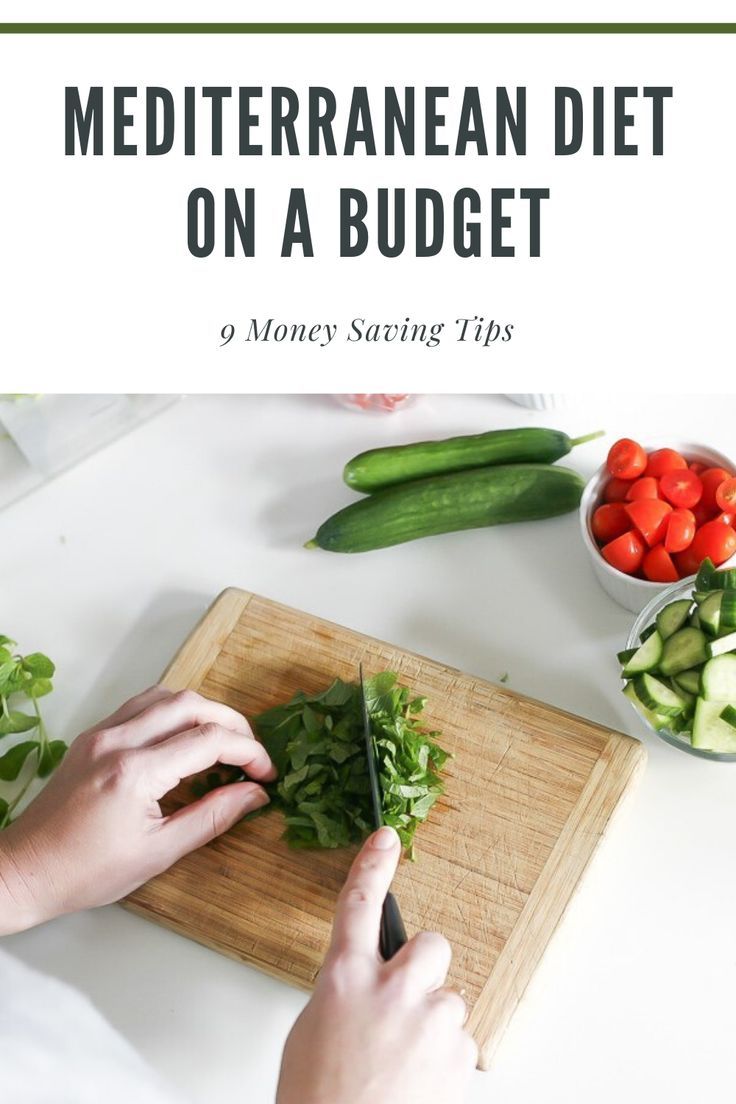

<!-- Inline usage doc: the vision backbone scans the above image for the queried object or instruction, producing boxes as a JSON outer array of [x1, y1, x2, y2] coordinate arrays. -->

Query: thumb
[[158, 782, 269, 863]]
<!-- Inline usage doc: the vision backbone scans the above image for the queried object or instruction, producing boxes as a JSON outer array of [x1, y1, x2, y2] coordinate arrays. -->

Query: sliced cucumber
[[689, 609, 702, 629], [706, 630, 736, 658], [693, 591, 712, 604], [701, 654, 736, 701], [617, 647, 638, 667], [621, 630, 663, 677], [674, 668, 702, 696], [720, 705, 736, 730], [655, 598, 692, 641], [699, 592, 723, 637], [640, 623, 658, 644], [622, 681, 674, 732], [716, 569, 736, 590], [695, 558, 717, 592], [659, 628, 709, 677], [633, 673, 687, 716], [721, 591, 736, 630], [666, 678, 695, 717], [692, 697, 736, 752]]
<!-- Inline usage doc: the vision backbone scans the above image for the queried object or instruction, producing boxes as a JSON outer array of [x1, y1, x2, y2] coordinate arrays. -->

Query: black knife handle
[[380, 892, 407, 960]]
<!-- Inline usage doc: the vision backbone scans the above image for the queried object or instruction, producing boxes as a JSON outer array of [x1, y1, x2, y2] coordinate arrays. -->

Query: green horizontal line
[[0, 22, 735, 34]]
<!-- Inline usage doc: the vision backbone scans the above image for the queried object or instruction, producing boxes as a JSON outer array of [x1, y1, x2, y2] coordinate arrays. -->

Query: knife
[[359, 663, 408, 961]]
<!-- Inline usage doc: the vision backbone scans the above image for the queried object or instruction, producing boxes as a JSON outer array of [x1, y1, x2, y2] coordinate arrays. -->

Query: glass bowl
[[625, 579, 736, 762]]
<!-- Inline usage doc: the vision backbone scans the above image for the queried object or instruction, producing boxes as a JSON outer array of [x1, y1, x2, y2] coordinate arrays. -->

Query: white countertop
[[2, 393, 735, 1103]]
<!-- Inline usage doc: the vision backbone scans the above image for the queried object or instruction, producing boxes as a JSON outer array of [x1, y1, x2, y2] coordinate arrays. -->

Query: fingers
[[328, 827, 400, 962], [143, 723, 276, 798], [158, 781, 269, 861], [105, 688, 254, 749], [428, 988, 468, 1028], [387, 930, 452, 992], [82, 685, 173, 737]]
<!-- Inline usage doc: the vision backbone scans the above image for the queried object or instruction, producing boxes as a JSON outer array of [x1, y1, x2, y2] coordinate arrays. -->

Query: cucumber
[[659, 627, 708, 676], [655, 599, 692, 641], [720, 705, 736, 730], [701, 654, 736, 701], [674, 668, 702, 696], [706, 630, 736, 658], [342, 427, 604, 493], [698, 592, 723, 637], [692, 697, 736, 753], [640, 623, 658, 643], [617, 648, 638, 666], [695, 559, 736, 592], [689, 609, 701, 629], [633, 673, 687, 716], [695, 558, 717, 591], [666, 678, 696, 717], [622, 681, 674, 732], [693, 591, 711, 605], [308, 464, 586, 553], [720, 591, 736, 630], [621, 631, 663, 677]]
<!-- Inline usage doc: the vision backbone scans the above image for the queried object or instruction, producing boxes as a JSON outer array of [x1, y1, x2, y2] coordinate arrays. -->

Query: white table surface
[[2, 393, 735, 1104]]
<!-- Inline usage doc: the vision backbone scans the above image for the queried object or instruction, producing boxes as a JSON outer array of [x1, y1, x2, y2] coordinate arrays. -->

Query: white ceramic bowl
[[580, 441, 736, 613]]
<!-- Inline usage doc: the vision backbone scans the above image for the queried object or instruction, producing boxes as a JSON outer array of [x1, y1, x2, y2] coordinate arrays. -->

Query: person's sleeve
[[0, 947, 184, 1104]]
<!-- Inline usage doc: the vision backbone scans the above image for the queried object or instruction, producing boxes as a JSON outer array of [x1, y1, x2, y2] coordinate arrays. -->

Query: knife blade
[[359, 663, 408, 961]]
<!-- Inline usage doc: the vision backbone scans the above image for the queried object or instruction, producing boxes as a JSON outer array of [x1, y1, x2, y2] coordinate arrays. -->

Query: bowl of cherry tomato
[[580, 438, 736, 612]]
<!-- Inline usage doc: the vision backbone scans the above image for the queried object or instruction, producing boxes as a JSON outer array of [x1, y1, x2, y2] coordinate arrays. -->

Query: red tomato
[[601, 530, 646, 575], [625, 477, 661, 502], [606, 438, 647, 480], [715, 512, 735, 527], [645, 449, 688, 478], [691, 501, 717, 527], [659, 468, 703, 509], [716, 476, 736, 514], [603, 477, 632, 503], [674, 546, 702, 578], [624, 499, 672, 548], [642, 544, 679, 583], [689, 461, 707, 475], [591, 504, 630, 544], [700, 468, 733, 513], [664, 508, 696, 554], [690, 519, 736, 567]]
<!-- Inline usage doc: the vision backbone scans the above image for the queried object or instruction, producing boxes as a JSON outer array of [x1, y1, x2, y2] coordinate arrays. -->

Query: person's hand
[[277, 826, 477, 1104], [0, 686, 275, 934]]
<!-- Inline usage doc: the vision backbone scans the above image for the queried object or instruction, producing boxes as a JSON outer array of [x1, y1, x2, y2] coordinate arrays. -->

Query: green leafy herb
[[249, 672, 449, 859], [0, 636, 66, 829]]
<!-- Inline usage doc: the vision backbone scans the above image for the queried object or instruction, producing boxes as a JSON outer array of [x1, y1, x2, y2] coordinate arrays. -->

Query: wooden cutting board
[[125, 588, 645, 1068]]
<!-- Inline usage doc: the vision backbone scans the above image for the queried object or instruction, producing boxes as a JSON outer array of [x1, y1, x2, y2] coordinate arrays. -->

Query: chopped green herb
[[209, 672, 449, 859]]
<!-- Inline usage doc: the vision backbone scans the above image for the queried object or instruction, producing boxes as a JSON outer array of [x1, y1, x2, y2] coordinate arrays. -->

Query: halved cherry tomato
[[700, 468, 733, 513], [690, 519, 736, 567], [624, 499, 672, 548], [691, 501, 717, 527], [601, 530, 646, 575], [689, 461, 707, 475], [674, 545, 702, 578], [645, 449, 688, 479], [606, 438, 647, 480], [625, 477, 661, 502], [642, 544, 679, 583], [659, 468, 703, 509], [715, 476, 736, 514], [603, 477, 632, 503], [591, 503, 630, 544], [664, 508, 696, 554]]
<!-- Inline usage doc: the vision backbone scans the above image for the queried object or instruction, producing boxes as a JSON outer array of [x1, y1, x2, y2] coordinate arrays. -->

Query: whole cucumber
[[343, 426, 603, 493], [308, 464, 585, 553]]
